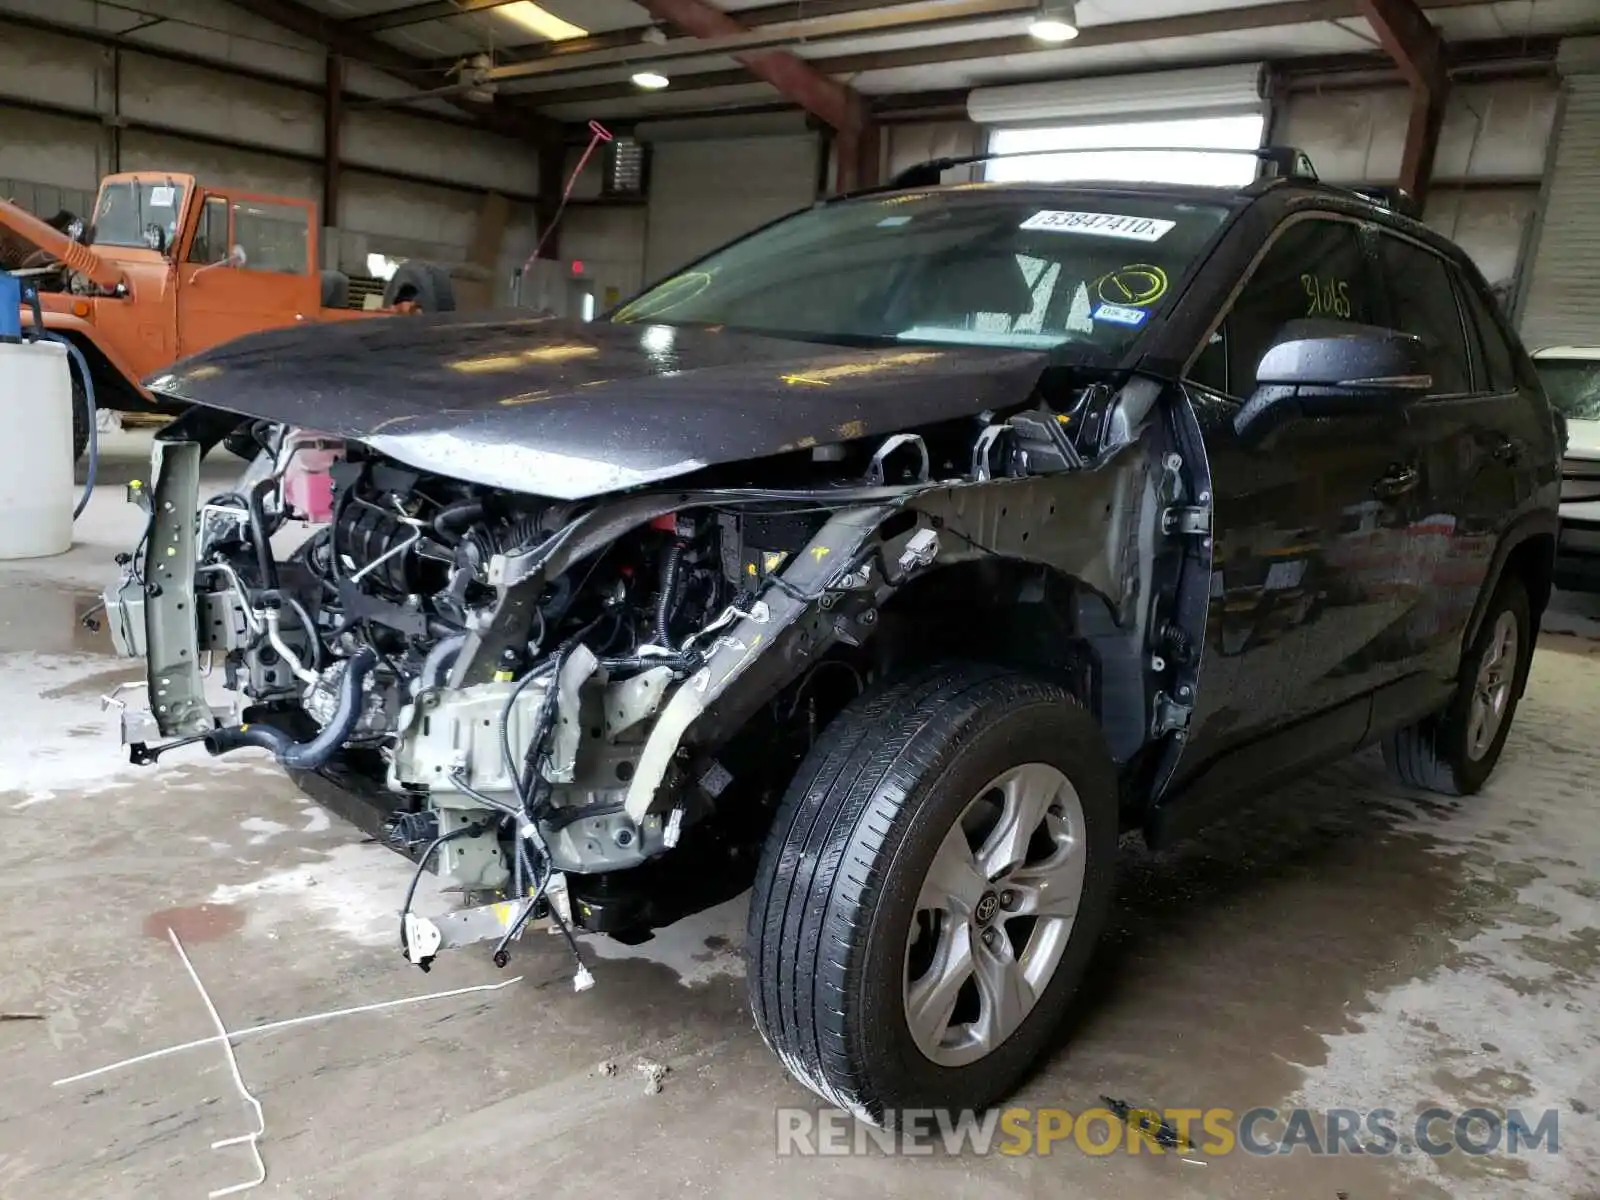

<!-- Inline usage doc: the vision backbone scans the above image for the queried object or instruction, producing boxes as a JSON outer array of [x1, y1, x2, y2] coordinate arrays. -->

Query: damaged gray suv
[[103, 148, 1560, 1122]]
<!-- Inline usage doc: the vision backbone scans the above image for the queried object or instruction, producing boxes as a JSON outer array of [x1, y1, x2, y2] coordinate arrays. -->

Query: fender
[[1463, 507, 1558, 658], [34, 311, 156, 403]]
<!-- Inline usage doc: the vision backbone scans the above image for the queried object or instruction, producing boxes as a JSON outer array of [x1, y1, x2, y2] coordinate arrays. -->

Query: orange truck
[[3, 170, 457, 459]]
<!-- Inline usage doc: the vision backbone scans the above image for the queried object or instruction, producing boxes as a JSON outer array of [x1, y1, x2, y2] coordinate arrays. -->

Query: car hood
[[1565, 416, 1600, 459], [147, 314, 1052, 499]]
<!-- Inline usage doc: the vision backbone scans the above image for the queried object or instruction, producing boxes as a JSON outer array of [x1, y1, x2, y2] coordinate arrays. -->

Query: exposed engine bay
[[99, 367, 1196, 981]]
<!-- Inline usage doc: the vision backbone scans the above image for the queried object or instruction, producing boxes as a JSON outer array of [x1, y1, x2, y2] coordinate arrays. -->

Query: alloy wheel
[[1466, 609, 1518, 762], [903, 763, 1087, 1067]]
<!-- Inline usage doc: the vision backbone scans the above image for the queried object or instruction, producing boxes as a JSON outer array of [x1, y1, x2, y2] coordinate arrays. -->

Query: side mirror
[[1235, 320, 1432, 440], [188, 244, 249, 285]]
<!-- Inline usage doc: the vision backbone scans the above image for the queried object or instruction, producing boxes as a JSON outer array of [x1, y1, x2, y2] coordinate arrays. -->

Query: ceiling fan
[[349, 52, 499, 109]]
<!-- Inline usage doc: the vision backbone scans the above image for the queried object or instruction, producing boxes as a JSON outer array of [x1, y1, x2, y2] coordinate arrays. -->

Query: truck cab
[[5, 170, 445, 447], [35, 172, 354, 378]]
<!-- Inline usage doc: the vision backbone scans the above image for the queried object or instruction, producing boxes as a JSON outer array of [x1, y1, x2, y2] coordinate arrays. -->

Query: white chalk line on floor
[[168, 927, 267, 1198], [51, 973, 525, 1088]]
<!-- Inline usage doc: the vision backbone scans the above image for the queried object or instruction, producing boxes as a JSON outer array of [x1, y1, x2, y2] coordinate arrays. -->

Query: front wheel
[[70, 370, 90, 464], [746, 663, 1117, 1123]]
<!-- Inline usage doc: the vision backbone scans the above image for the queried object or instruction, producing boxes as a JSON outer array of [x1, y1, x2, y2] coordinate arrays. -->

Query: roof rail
[[1339, 184, 1422, 218], [880, 145, 1319, 191]]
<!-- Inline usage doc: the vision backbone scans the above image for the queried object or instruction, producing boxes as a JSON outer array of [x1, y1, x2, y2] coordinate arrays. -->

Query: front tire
[[1382, 575, 1531, 795], [746, 663, 1117, 1123], [70, 370, 90, 464]]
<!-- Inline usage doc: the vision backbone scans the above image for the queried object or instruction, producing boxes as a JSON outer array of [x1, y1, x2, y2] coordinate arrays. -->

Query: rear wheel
[[381, 261, 456, 313], [319, 269, 350, 309], [747, 663, 1117, 1123], [1382, 575, 1530, 795]]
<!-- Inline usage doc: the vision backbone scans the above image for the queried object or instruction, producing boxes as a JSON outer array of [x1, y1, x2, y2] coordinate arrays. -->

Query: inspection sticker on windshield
[[1092, 303, 1149, 328], [149, 185, 176, 208], [1020, 210, 1175, 242]]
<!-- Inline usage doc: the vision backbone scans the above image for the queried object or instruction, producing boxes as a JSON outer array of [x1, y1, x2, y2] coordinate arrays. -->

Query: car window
[[614, 191, 1234, 359], [1453, 269, 1518, 394], [231, 201, 308, 274], [1189, 216, 1374, 398], [187, 196, 229, 265], [1375, 234, 1470, 395], [91, 180, 186, 251], [1535, 358, 1600, 420]]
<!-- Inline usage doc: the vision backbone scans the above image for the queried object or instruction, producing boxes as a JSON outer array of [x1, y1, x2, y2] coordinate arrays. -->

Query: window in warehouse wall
[[984, 113, 1267, 186]]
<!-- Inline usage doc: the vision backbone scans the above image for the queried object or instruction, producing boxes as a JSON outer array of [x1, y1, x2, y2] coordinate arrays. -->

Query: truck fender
[[33, 313, 154, 403]]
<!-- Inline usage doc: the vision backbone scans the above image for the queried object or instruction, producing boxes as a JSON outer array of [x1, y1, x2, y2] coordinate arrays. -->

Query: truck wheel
[[1382, 575, 1531, 796], [382, 262, 456, 313], [71, 370, 90, 464], [747, 663, 1117, 1123]]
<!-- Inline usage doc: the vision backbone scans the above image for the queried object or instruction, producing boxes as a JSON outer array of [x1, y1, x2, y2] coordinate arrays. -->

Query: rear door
[[1183, 211, 1424, 764], [1366, 229, 1522, 693], [177, 190, 319, 357]]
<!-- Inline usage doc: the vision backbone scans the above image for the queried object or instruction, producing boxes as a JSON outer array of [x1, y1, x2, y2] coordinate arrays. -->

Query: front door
[[1182, 212, 1426, 766], [177, 191, 319, 358]]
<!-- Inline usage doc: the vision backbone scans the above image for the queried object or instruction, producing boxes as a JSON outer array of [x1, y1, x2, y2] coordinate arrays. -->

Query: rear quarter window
[[1452, 269, 1518, 394]]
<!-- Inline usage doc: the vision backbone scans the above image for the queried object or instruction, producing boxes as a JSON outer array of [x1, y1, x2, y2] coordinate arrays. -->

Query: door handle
[[1373, 464, 1420, 499]]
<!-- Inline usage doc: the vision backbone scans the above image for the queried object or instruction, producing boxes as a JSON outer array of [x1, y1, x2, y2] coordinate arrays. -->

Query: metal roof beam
[[485, 0, 1034, 82], [220, 0, 558, 142], [632, 0, 881, 189], [1357, 0, 1450, 205], [534, 0, 1490, 92]]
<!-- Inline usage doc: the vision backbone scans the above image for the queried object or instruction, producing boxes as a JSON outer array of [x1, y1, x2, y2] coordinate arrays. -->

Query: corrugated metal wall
[[1518, 37, 1600, 349], [0, 4, 538, 283], [1274, 75, 1560, 301], [640, 119, 822, 285]]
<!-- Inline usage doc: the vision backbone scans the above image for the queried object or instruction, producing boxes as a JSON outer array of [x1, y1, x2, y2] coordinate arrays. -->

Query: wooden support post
[[322, 52, 343, 233], [1358, 0, 1450, 210]]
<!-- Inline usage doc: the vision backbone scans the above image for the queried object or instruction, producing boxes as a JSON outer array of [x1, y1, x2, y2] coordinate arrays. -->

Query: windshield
[[611, 190, 1233, 354], [1536, 358, 1600, 421], [91, 180, 187, 251]]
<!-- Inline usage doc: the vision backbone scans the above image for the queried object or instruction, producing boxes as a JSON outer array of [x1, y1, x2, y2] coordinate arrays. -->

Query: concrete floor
[[1, 431, 1597, 1200]]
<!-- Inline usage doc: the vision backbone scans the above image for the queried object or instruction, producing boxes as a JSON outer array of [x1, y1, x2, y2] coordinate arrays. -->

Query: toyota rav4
[[100, 147, 1560, 1123]]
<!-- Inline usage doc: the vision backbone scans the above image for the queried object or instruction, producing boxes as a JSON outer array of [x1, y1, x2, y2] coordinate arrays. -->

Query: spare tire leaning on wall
[[381, 262, 457, 312]]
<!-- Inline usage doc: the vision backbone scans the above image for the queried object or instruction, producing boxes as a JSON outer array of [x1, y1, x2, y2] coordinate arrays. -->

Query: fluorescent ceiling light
[[632, 70, 671, 90], [1029, 2, 1078, 42], [494, 2, 587, 41]]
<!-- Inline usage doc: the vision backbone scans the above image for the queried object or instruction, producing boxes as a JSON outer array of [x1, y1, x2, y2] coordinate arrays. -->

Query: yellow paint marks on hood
[[450, 354, 523, 374], [368, 414, 417, 434], [524, 344, 599, 363], [779, 350, 943, 388], [499, 390, 553, 407], [448, 344, 599, 373], [183, 364, 222, 380]]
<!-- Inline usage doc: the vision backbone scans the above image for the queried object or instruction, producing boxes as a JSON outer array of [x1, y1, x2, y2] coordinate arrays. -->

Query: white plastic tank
[[0, 337, 74, 559]]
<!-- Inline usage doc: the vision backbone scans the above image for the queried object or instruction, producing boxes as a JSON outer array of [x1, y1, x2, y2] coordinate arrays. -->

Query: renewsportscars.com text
[[775, 1105, 1562, 1159]]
